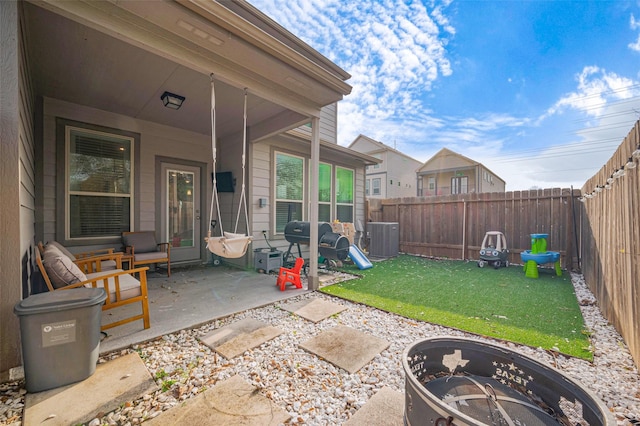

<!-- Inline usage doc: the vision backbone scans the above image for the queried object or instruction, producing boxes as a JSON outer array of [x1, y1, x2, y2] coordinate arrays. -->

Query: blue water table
[[520, 233, 561, 278]]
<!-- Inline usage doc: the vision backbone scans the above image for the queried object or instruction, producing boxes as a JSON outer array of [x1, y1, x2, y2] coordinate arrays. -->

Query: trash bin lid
[[14, 288, 107, 316]]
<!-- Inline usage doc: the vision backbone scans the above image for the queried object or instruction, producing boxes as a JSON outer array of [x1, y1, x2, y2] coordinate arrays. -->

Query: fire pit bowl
[[402, 336, 615, 425]]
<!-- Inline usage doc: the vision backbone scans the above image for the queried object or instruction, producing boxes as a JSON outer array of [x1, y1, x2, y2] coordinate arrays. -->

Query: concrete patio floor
[[99, 262, 312, 354]]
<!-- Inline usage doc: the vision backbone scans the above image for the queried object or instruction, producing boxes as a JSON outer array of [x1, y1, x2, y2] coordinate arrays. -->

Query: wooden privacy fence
[[579, 120, 640, 369], [367, 188, 582, 271], [367, 119, 640, 369]]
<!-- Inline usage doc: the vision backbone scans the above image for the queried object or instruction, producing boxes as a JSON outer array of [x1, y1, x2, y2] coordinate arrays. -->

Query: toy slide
[[348, 245, 373, 270]]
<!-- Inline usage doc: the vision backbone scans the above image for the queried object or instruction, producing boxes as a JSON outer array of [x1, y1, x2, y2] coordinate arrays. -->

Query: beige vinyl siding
[[292, 104, 337, 144], [350, 137, 382, 153], [251, 142, 271, 239]]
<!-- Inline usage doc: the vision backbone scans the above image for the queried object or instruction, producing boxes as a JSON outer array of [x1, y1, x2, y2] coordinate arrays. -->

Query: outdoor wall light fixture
[[161, 91, 185, 109]]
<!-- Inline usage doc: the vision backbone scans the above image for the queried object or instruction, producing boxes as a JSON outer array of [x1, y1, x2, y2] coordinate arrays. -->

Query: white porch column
[[308, 116, 320, 290]]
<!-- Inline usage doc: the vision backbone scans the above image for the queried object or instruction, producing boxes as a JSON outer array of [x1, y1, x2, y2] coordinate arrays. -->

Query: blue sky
[[250, 0, 640, 190]]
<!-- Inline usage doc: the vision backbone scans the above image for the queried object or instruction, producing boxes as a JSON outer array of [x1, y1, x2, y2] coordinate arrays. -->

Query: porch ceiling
[[23, 1, 331, 139]]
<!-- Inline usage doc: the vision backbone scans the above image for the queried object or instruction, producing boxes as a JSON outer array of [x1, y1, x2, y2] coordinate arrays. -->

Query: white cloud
[[543, 67, 639, 118], [629, 14, 640, 52]]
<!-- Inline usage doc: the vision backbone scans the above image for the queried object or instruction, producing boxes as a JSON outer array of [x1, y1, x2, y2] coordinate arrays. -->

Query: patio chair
[[122, 231, 171, 276], [44, 240, 121, 273], [35, 242, 150, 331], [276, 257, 304, 291]]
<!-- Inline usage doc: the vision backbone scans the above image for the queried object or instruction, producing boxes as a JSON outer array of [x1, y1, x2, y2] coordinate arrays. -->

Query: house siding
[[350, 136, 420, 199], [418, 148, 506, 195], [291, 104, 338, 144], [1, 0, 34, 377]]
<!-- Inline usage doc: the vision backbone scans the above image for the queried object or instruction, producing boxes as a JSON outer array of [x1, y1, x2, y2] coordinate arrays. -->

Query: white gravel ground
[[1, 272, 639, 425]]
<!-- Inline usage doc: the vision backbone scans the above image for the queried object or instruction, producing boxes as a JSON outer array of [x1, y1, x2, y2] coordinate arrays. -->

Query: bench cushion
[[133, 252, 168, 262], [42, 245, 87, 289], [85, 270, 142, 303]]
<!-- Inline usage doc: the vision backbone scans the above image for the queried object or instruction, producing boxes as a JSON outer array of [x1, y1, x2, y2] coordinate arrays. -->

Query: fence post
[[462, 199, 467, 260]]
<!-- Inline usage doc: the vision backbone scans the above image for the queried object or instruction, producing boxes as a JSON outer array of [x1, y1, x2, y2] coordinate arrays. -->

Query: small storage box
[[254, 249, 282, 273]]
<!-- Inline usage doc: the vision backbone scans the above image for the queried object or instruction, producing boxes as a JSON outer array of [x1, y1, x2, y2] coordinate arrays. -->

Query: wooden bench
[[36, 242, 150, 331]]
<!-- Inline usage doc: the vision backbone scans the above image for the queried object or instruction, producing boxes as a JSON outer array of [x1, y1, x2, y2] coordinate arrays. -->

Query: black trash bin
[[14, 288, 106, 392]]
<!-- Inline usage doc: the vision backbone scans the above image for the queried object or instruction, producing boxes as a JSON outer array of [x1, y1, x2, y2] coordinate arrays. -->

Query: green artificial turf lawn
[[320, 254, 592, 360]]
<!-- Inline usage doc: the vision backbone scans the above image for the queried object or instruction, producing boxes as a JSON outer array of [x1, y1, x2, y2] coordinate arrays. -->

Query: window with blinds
[[318, 163, 332, 222], [336, 167, 354, 222], [275, 152, 304, 233], [66, 127, 133, 239]]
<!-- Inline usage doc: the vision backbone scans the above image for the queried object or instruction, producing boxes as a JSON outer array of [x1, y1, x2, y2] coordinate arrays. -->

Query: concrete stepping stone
[[23, 352, 157, 426], [146, 374, 289, 425], [344, 386, 404, 425], [199, 317, 283, 359], [283, 297, 347, 322], [299, 325, 390, 373]]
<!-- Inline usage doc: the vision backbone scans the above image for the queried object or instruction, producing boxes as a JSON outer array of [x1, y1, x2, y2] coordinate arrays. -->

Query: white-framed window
[[372, 178, 381, 195], [275, 152, 304, 232], [335, 166, 354, 222], [65, 126, 134, 240], [428, 177, 436, 191], [451, 176, 468, 194], [365, 179, 370, 196]]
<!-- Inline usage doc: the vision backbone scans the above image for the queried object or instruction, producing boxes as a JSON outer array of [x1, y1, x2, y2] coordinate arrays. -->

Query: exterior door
[[161, 162, 201, 263]]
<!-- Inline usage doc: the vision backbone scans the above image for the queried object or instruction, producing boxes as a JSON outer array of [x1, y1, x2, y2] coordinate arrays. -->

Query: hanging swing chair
[[205, 74, 252, 258]]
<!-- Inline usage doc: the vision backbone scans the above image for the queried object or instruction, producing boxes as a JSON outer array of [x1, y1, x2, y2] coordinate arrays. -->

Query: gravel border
[[1, 272, 639, 425]]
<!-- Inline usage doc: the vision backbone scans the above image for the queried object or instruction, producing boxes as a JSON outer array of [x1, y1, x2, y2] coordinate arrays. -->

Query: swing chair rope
[[233, 88, 251, 236], [207, 74, 224, 238]]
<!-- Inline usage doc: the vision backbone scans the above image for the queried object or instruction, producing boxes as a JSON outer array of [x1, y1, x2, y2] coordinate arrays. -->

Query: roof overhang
[[24, 0, 352, 136]]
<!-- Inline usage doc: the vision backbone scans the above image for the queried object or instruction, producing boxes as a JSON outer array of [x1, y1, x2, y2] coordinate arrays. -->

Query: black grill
[[283, 221, 349, 262], [283, 221, 333, 244]]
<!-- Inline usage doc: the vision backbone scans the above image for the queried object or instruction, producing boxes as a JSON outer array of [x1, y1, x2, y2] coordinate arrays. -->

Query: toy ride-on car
[[478, 231, 509, 269]]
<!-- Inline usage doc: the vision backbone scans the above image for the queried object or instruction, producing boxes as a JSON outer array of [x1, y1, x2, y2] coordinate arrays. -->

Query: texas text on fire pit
[[402, 337, 615, 426], [283, 221, 350, 267]]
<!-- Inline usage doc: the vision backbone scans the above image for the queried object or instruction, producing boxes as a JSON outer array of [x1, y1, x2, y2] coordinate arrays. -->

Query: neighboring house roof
[[348, 134, 419, 168], [418, 147, 506, 185]]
